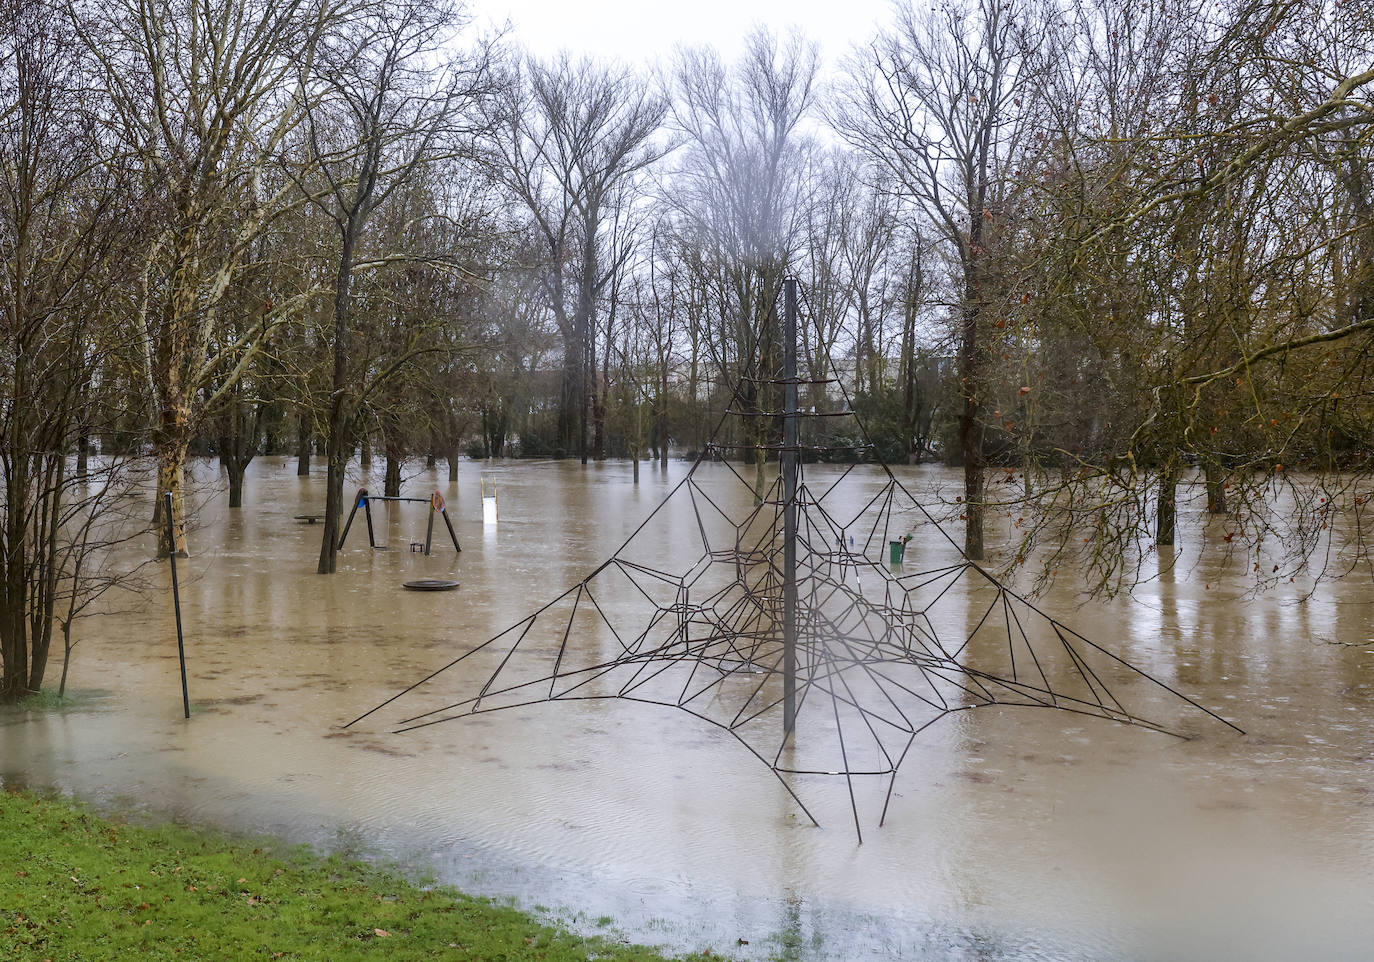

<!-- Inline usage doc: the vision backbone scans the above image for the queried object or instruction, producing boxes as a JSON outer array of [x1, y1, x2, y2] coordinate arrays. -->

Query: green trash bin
[[889, 540, 905, 565]]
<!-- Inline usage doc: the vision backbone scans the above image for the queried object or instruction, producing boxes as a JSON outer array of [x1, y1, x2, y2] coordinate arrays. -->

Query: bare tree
[[296, 0, 495, 574], [486, 54, 666, 462], [79, 0, 332, 556], [668, 28, 820, 498], [0, 0, 144, 700], [837, 0, 1042, 559]]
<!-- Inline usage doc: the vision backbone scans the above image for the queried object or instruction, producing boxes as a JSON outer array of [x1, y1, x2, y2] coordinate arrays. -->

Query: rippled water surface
[[3, 456, 1373, 960]]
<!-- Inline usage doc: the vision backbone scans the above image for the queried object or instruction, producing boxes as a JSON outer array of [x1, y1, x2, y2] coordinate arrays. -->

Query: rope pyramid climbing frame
[[347, 279, 1243, 840]]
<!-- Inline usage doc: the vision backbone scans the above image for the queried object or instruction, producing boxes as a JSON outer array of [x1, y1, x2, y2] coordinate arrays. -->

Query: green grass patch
[[14, 690, 75, 711], [0, 788, 724, 961], [6, 689, 113, 714]]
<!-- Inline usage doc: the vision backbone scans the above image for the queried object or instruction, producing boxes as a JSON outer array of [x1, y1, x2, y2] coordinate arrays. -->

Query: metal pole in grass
[[165, 491, 190, 719]]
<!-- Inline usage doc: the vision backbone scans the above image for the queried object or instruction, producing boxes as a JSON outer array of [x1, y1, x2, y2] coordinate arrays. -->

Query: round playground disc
[[403, 579, 461, 591]]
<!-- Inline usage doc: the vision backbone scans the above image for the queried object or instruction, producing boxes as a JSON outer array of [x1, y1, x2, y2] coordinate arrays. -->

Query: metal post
[[337, 487, 367, 551], [442, 507, 461, 553], [782, 278, 798, 736], [424, 499, 436, 556], [363, 493, 377, 548], [165, 492, 190, 720]]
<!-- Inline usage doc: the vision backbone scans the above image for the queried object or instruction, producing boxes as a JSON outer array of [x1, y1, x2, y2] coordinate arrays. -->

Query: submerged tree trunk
[[659, 371, 669, 469], [219, 394, 257, 509], [1157, 466, 1178, 546], [319, 231, 357, 576], [901, 305, 920, 465], [447, 407, 462, 482], [296, 414, 311, 476], [384, 443, 402, 498], [226, 462, 246, 508], [579, 337, 590, 466], [319, 426, 348, 575], [592, 321, 606, 460]]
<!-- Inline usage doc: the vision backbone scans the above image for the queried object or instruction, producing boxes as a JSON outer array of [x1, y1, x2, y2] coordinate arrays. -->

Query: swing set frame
[[337, 487, 461, 555]]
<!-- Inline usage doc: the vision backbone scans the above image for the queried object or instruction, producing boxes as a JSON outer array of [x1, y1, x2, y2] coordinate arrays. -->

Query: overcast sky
[[474, 0, 897, 72]]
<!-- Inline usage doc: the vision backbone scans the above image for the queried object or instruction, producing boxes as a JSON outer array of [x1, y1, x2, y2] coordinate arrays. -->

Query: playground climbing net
[[348, 280, 1242, 839]]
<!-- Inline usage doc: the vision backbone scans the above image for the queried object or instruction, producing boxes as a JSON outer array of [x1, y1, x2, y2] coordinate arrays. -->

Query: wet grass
[[15, 690, 73, 711], [12, 690, 96, 712], [0, 788, 723, 961]]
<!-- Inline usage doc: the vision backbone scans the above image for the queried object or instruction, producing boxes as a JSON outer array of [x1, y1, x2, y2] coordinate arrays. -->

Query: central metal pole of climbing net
[[782, 277, 799, 736]]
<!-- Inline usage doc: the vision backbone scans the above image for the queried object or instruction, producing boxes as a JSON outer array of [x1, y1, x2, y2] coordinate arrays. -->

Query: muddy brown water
[[3, 457, 1373, 960]]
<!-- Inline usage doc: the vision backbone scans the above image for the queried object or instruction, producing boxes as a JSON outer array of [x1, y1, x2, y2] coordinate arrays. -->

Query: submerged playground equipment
[[338, 488, 461, 555], [349, 280, 1242, 839]]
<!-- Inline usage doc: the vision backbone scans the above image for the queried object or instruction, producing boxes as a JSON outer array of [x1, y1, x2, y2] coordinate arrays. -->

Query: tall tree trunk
[[579, 321, 590, 465], [447, 408, 461, 482], [958, 299, 985, 561], [226, 461, 246, 509], [26, 464, 59, 695], [384, 442, 402, 498], [319, 230, 356, 576], [901, 302, 918, 465], [1157, 465, 1178, 546], [578, 211, 599, 465], [296, 413, 311, 476], [154, 406, 190, 558], [658, 371, 669, 470], [319, 427, 348, 575], [592, 327, 606, 460], [221, 397, 252, 508], [2, 462, 31, 702], [152, 237, 201, 558]]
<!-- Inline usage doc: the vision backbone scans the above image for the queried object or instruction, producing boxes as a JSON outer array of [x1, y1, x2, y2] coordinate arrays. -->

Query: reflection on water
[[3, 457, 1373, 961]]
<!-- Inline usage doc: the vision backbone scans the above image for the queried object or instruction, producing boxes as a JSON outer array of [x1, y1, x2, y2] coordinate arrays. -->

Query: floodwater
[[3, 456, 1373, 961]]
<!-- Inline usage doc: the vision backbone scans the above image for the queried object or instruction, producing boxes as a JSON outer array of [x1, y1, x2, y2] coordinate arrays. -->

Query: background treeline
[[3, 0, 1373, 698]]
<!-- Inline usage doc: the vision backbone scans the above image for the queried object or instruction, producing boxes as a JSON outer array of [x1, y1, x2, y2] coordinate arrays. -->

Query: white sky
[[474, 0, 898, 73]]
